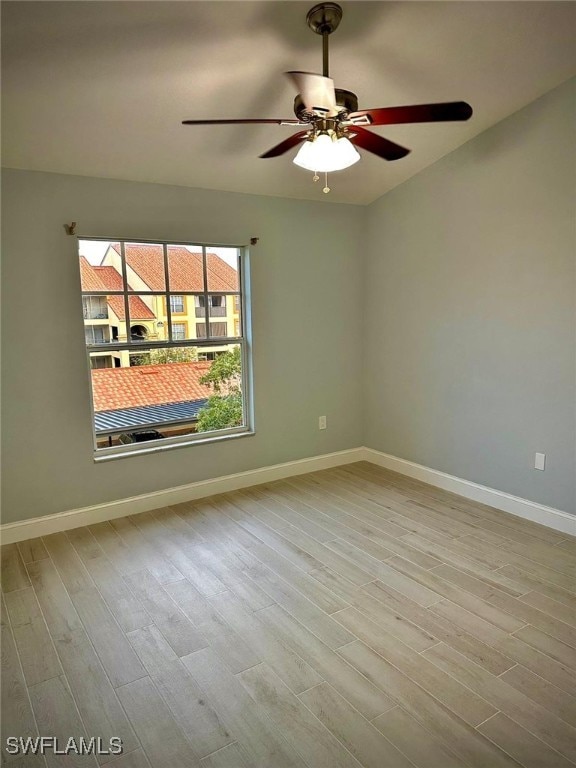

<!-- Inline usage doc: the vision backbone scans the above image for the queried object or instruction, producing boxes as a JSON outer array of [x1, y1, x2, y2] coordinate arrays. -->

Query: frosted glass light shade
[[293, 134, 360, 172]]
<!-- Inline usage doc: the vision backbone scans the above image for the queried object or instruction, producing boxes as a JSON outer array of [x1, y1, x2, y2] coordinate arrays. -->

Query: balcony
[[85, 333, 109, 344], [195, 306, 226, 317], [83, 309, 109, 320]]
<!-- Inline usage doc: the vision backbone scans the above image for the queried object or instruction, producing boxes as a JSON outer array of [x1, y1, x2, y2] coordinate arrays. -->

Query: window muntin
[[78, 240, 251, 457]]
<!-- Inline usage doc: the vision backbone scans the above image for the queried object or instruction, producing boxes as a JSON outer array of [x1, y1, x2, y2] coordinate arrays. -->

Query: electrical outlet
[[319, 415, 327, 430], [534, 452, 546, 471]]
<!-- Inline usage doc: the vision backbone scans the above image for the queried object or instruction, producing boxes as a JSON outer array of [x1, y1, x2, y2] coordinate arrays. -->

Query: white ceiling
[[2, 1, 575, 205]]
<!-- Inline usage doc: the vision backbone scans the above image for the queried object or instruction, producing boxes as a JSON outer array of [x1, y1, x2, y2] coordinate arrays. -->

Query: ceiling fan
[[182, 2, 473, 192]]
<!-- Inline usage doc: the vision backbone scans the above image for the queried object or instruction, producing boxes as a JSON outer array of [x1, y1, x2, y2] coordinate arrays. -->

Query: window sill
[[93, 428, 255, 463]]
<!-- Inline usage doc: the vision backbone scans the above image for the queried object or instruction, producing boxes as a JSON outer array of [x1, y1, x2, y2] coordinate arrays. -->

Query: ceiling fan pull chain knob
[[323, 172, 330, 193], [313, 172, 319, 182]]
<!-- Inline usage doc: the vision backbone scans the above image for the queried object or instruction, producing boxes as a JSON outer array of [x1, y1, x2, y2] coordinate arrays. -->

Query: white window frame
[[79, 238, 254, 461]]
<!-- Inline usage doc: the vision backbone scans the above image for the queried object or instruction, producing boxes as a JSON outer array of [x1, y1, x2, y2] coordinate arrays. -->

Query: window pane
[[167, 246, 204, 292], [79, 241, 125, 291], [206, 248, 239, 292], [124, 242, 166, 291], [90, 344, 244, 449]]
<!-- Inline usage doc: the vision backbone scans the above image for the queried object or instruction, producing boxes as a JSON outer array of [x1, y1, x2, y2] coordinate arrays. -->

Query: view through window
[[78, 240, 251, 455]]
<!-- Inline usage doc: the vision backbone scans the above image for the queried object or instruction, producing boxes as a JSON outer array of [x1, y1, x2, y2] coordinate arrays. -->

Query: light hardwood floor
[[1, 462, 575, 768]]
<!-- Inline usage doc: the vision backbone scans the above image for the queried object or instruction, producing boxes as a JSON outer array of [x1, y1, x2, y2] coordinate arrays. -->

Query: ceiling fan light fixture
[[293, 132, 360, 172]]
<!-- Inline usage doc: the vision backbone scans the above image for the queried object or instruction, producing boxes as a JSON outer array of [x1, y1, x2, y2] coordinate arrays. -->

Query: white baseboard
[[2, 446, 573, 544], [0, 448, 365, 544], [364, 448, 575, 536]]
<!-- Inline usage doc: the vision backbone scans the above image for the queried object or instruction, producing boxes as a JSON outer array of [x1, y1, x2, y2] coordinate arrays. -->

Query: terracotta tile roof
[[206, 252, 239, 292], [94, 266, 123, 291], [80, 256, 154, 320], [110, 244, 238, 292], [92, 361, 213, 412], [107, 296, 155, 321], [80, 256, 106, 291]]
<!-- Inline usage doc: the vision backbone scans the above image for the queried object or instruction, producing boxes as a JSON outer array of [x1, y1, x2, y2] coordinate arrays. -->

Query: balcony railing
[[85, 334, 108, 344], [195, 306, 226, 317], [83, 310, 109, 320]]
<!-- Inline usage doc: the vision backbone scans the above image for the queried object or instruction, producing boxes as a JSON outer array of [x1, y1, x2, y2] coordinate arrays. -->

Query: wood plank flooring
[[1, 462, 575, 768]]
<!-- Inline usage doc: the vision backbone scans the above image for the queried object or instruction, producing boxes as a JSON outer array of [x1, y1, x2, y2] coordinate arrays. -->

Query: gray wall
[[3, 79, 574, 525], [1, 171, 363, 522], [363, 78, 576, 514]]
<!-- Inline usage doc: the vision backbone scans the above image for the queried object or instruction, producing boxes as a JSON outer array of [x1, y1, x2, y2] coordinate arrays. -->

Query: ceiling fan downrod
[[306, 2, 342, 78]]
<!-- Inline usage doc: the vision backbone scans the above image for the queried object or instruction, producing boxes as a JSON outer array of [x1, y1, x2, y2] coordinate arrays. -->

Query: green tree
[[198, 346, 241, 392], [196, 347, 243, 432], [196, 393, 243, 432]]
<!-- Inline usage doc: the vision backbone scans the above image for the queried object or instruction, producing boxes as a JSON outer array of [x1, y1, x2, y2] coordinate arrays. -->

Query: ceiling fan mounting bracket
[[306, 3, 343, 35]]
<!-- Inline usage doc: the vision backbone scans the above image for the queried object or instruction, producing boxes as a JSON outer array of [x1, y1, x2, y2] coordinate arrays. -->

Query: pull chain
[[311, 171, 330, 194]]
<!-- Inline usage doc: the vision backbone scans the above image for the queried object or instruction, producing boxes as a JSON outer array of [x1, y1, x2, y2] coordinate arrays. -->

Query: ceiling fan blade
[[286, 71, 338, 116], [349, 101, 473, 126], [182, 118, 302, 125], [259, 130, 310, 159], [349, 127, 410, 161]]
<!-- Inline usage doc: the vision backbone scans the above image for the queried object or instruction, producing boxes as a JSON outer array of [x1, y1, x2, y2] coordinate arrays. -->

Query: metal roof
[[94, 398, 209, 434]]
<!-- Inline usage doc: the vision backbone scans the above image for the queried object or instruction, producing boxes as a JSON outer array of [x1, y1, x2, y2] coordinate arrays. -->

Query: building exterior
[[80, 243, 240, 369], [91, 360, 214, 447]]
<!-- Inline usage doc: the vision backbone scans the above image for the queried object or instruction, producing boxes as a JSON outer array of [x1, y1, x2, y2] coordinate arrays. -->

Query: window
[[171, 322, 186, 340], [210, 322, 227, 337], [170, 295, 185, 314], [78, 240, 252, 458]]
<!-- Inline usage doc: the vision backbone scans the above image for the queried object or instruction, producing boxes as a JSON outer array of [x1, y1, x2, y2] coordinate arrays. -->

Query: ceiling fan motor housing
[[293, 88, 358, 122]]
